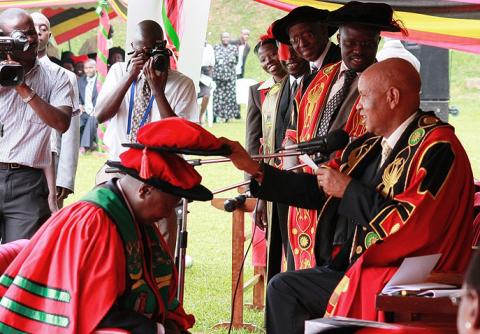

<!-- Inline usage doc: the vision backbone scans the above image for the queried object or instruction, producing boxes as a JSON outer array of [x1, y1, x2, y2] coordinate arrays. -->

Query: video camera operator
[[95, 19, 198, 253], [0, 8, 73, 243]]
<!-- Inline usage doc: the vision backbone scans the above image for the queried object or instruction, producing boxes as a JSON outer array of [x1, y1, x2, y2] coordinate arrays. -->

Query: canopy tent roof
[[0, 0, 127, 44], [255, 0, 480, 54], [42, 7, 116, 44]]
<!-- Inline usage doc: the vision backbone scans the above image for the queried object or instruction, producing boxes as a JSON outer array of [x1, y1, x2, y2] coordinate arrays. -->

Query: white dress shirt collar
[[384, 112, 418, 150], [289, 74, 303, 86], [310, 41, 332, 71]]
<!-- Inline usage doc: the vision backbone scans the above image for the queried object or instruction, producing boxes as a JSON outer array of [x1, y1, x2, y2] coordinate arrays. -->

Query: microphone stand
[[175, 198, 188, 303]]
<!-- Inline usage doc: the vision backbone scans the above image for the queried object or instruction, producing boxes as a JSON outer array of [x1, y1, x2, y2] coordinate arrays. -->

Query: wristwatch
[[22, 90, 36, 104]]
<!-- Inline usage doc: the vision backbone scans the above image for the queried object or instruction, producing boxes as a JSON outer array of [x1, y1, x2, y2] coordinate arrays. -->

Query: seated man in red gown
[[0, 119, 223, 334], [221, 58, 474, 333]]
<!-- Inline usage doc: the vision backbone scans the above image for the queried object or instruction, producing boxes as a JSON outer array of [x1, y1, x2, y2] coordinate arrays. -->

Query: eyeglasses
[[450, 289, 469, 306], [289, 31, 316, 46], [130, 42, 155, 54]]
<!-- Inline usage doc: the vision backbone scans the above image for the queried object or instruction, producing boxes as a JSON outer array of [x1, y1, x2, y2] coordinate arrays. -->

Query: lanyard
[[127, 80, 155, 135]]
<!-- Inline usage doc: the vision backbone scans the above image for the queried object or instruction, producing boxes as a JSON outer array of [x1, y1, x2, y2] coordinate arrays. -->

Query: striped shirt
[[0, 60, 73, 168]]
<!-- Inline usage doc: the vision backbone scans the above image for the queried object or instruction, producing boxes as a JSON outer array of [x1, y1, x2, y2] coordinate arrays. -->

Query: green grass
[[449, 50, 480, 177], [60, 1, 480, 332]]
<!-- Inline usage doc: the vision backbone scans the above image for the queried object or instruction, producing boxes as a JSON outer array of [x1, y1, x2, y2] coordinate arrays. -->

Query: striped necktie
[[316, 69, 357, 138], [129, 80, 151, 142], [290, 79, 298, 99]]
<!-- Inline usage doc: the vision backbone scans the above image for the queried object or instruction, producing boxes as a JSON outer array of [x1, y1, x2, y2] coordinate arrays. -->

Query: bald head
[[221, 32, 230, 45], [136, 20, 164, 41], [131, 20, 164, 53], [364, 58, 421, 99], [357, 58, 421, 137], [0, 8, 30, 31], [31, 12, 50, 31], [0, 8, 38, 68]]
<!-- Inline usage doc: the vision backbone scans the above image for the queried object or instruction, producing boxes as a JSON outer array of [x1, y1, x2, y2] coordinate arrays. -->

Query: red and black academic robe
[[0, 183, 194, 333], [252, 112, 474, 320], [325, 114, 474, 319]]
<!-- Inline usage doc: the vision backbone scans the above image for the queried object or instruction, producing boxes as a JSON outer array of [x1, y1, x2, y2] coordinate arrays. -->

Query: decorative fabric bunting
[[255, 0, 480, 54], [41, 6, 117, 45], [95, 0, 109, 90]]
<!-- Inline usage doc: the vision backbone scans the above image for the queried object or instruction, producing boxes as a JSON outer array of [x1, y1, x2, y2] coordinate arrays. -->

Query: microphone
[[282, 129, 349, 154], [224, 194, 247, 212]]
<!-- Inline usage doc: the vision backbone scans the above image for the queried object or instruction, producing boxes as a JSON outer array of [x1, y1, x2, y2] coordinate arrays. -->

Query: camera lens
[[0, 62, 24, 86], [153, 54, 169, 72]]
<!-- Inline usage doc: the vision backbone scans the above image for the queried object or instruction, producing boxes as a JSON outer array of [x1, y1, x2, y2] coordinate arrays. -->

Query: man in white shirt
[[79, 58, 99, 152], [95, 19, 198, 253], [0, 9, 73, 242], [96, 20, 198, 161]]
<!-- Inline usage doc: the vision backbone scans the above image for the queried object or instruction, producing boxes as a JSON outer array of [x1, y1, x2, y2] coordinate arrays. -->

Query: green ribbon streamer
[[162, 0, 181, 51], [96, 0, 108, 15]]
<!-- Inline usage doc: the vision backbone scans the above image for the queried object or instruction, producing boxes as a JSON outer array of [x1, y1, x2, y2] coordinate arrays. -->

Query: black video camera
[[0, 30, 29, 86]]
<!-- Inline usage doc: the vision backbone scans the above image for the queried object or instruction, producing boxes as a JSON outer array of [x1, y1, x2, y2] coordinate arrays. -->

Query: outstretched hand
[[218, 137, 260, 176]]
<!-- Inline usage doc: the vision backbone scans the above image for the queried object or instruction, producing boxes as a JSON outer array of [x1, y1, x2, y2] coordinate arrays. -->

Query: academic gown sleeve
[[250, 164, 326, 209], [0, 202, 127, 334]]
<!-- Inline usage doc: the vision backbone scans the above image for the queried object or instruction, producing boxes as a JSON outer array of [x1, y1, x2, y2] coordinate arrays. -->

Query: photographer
[[0, 9, 73, 243], [95, 19, 198, 253], [96, 19, 198, 157]]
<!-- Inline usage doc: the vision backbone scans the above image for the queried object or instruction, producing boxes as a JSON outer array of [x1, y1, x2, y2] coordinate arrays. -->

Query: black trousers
[[266, 265, 344, 334], [0, 168, 50, 243], [267, 202, 294, 282]]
